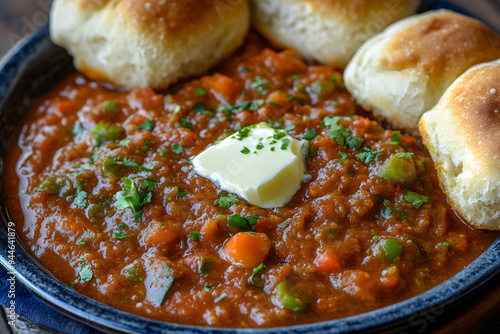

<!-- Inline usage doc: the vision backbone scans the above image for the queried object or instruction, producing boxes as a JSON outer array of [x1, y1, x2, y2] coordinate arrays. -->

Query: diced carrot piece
[[201, 219, 219, 239], [223, 232, 271, 268], [55, 100, 74, 116], [201, 74, 240, 101], [380, 276, 400, 289], [142, 223, 181, 250], [314, 251, 341, 272]]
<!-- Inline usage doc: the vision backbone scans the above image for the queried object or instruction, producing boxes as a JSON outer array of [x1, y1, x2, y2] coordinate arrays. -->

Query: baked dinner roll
[[50, 0, 250, 89], [344, 10, 500, 133], [419, 59, 500, 230], [250, 0, 420, 68]]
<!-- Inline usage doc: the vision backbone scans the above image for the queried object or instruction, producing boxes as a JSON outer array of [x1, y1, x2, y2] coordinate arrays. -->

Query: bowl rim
[[0, 26, 499, 334]]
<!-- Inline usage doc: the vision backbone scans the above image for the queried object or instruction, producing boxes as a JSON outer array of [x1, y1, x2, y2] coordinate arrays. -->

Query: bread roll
[[50, 0, 250, 89], [419, 59, 500, 230], [344, 10, 500, 133], [250, 0, 419, 68]]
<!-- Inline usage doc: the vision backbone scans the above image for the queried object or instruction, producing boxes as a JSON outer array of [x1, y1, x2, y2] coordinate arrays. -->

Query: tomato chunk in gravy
[[3, 39, 498, 328]]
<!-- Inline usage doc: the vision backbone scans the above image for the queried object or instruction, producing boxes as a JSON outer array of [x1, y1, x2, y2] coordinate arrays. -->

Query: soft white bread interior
[[344, 10, 500, 133], [50, 0, 250, 89], [250, 0, 420, 68], [419, 59, 500, 230]]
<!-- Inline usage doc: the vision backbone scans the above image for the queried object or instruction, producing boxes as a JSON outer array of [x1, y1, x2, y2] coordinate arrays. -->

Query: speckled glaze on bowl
[[0, 25, 499, 334]]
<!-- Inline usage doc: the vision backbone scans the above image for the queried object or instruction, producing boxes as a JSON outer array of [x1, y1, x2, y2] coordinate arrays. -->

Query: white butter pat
[[192, 123, 308, 208]]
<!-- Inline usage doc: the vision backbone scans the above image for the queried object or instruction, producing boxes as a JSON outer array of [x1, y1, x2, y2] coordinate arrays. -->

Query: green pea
[[274, 282, 310, 312], [376, 238, 403, 261], [377, 155, 416, 186], [86, 204, 108, 223]]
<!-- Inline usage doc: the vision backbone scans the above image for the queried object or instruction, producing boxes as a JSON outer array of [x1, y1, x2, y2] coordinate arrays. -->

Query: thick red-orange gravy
[[3, 37, 498, 327]]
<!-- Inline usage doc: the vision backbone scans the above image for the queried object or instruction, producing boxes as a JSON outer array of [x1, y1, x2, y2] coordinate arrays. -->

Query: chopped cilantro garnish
[[249, 263, 266, 285], [284, 124, 296, 132], [228, 213, 263, 230], [256, 142, 264, 150], [346, 136, 364, 149], [241, 147, 250, 154], [306, 146, 316, 161], [214, 192, 239, 208], [251, 76, 267, 95], [334, 151, 348, 163], [234, 126, 252, 141], [91, 122, 125, 147], [138, 118, 155, 132], [278, 220, 291, 228], [404, 190, 429, 209], [114, 177, 153, 222], [80, 163, 90, 170], [172, 144, 184, 154], [78, 264, 93, 282], [140, 178, 157, 191], [176, 188, 187, 198], [327, 100, 339, 105], [118, 139, 130, 147], [113, 223, 134, 240], [356, 147, 384, 163], [383, 199, 391, 206], [374, 194, 384, 203], [328, 124, 351, 146], [268, 101, 280, 106], [324, 116, 341, 127], [90, 153, 99, 163], [443, 242, 451, 249], [75, 191, 88, 209], [390, 132, 401, 145], [329, 75, 340, 85], [106, 157, 154, 172], [372, 235, 380, 241], [179, 118, 192, 129], [190, 231, 201, 241], [194, 86, 207, 96], [303, 129, 318, 141], [280, 138, 291, 150], [395, 152, 414, 158], [249, 99, 264, 111]]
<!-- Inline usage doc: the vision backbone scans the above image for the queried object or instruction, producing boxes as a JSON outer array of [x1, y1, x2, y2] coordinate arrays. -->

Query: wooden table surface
[[0, 0, 499, 333]]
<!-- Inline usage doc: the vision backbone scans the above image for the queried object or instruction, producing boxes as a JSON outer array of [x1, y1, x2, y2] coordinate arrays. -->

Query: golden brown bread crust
[[115, 0, 228, 36], [381, 11, 500, 76], [308, 0, 416, 20], [51, 0, 250, 88], [447, 65, 500, 171], [418, 60, 500, 230]]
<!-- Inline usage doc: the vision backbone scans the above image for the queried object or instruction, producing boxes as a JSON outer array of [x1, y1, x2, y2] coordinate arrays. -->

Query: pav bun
[[419, 59, 500, 230], [250, 0, 420, 68], [50, 0, 250, 89], [344, 10, 500, 133]]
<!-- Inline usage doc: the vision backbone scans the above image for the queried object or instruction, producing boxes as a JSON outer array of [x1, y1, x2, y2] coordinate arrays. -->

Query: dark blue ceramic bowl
[[1, 3, 500, 333]]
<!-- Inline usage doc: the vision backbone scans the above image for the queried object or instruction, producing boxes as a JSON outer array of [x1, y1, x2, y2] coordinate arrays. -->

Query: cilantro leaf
[[78, 264, 93, 282], [114, 177, 153, 222], [138, 118, 155, 132], [404, 190, 429, 209], [395, 152, 414, 158], [75, 191, 88, 209], [390, 132, 401, 145], [228, 214, 248, 228], [249, 263, 266, 285], [356, 147, 385, 163], [323, 116, 341, 127], [172, 144, 184, 154], [194, 86, 207, 96], [303, 129, 318, 141], [176, 187, 187, 198], [214, 192, 239, 208], [113, 223, 134, 240], [190, 231, 201, 241]]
